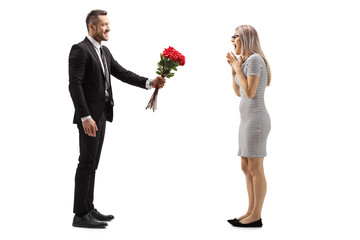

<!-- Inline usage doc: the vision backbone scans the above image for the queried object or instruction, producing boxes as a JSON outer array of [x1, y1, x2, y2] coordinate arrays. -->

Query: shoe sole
[[235, 224, 263, 228], [94, 219, 114, 222], [72, 223, 107, 228], [228, 220, 263, 227]]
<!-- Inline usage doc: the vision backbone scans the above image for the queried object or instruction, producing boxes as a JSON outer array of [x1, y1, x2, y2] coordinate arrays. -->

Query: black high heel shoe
[[230, 218, 263, 228]]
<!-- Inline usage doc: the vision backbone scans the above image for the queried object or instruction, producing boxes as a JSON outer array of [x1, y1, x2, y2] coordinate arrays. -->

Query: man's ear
[[89, 23, 96, 32]]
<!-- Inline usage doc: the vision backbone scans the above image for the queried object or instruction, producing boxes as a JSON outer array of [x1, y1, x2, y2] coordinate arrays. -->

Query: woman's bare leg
[[238, 156, 255, 220], [240, 157, 266, 224]]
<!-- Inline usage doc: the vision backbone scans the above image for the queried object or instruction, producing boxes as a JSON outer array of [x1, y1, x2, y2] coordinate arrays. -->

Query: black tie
[[100, 46, 110, 98]]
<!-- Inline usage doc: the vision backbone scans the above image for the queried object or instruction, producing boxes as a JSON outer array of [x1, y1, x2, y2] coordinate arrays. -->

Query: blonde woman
[[226, 25, 271, 228]]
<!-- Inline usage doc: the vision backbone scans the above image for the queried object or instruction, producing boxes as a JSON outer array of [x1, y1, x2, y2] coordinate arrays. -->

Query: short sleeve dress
[[235, 53, 271, 158]]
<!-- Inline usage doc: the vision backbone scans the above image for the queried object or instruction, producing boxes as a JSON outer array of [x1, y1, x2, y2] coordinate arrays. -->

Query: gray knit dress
[[235, 53, 271, 158]]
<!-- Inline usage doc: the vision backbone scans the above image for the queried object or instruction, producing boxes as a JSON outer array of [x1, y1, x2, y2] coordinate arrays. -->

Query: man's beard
[[95, 29, 108, 42]]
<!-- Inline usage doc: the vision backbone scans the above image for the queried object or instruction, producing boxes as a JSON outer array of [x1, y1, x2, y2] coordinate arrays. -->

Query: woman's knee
[[241, 157, 250, 174], [248, 158, 264, 176]]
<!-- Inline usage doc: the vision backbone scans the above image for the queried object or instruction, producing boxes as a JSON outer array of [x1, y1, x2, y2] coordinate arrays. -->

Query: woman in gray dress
[[226, 25, 271, 228]]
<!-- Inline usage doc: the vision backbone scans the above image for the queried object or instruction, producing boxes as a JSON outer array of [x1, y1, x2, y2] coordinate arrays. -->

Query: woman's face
[[231, 31, 241, 55]]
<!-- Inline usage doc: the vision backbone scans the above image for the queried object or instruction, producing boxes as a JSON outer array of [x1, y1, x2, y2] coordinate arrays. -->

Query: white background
[[1, 0, 359, 239]]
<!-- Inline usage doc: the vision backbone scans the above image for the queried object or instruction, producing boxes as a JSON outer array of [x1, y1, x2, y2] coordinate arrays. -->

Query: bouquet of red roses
[[146, 46, 185, 111]]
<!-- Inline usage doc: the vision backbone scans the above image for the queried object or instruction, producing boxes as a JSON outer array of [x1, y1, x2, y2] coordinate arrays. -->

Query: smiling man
[[69, 9, 165, 228]]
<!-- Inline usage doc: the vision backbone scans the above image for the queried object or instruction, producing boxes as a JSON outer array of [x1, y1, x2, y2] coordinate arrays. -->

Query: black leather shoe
[[230, 218, 263, 228], [90, 209, 114, 221], [72, 213, 108, 228], [227, 218, 240, 224]]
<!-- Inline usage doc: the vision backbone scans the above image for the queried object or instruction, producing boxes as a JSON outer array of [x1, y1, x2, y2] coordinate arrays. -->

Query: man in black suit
[[69, 9, 165, 228]]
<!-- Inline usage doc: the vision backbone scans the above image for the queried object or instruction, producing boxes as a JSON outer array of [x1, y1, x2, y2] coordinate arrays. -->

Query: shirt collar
[[87, 35, 101, 50]]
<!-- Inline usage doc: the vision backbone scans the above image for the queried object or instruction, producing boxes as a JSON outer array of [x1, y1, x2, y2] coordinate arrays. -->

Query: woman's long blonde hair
[[236, 25, 271, 86]]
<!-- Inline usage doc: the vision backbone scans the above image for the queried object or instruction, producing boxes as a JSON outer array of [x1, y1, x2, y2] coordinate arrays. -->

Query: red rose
[[169, 53, 177, 62], [146, 46, 185, 111], [162, 46, 175, 58], [162, 46, 185, 66], [178, 54, 185, 66]]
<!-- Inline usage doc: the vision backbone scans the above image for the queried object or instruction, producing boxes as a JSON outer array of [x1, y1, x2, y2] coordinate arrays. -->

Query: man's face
[[92, 15, 110, 42]]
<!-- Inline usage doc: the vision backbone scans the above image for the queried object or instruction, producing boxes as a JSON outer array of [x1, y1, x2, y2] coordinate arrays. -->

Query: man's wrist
[[81, 115, 91, 122], [146, 79, 153, 89]]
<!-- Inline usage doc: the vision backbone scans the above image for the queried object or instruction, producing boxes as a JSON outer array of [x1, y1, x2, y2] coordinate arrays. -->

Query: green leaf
[[156, 71, 161, 75], [173, 67, 177, 71]]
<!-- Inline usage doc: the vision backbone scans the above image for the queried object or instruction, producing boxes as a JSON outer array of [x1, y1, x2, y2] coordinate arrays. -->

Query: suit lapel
[[83, 37, 106, 78]]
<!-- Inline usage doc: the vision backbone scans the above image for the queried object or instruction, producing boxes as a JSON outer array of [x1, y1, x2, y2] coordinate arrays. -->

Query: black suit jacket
[[69, 37, 148, 123]]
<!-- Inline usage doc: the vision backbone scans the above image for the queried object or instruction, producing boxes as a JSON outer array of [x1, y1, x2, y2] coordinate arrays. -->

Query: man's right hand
[[82, 117, 98, 137], [152, 76, 166, 88]]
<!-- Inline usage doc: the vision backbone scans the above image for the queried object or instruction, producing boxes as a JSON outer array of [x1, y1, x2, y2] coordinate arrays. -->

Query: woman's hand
[[231, 65, 236, 76], [226, 52, 243, 74]]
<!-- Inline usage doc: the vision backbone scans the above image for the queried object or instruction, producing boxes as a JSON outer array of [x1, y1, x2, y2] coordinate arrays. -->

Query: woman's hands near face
[[226, 52, 243, 74]]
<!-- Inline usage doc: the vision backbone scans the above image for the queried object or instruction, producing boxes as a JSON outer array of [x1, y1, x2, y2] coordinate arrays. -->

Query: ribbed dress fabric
[[235, 53, 271, 158]]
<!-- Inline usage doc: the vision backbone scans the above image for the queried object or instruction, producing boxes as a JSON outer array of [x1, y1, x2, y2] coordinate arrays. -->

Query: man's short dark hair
[[86, 9, 107, 31]]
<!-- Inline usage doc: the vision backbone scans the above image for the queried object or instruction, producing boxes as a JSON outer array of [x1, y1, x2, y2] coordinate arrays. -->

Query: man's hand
[[152, 76, 166, 88], [82, 117, 98, 137]]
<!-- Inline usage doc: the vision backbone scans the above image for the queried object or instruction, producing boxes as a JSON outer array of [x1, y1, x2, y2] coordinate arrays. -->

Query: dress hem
[[238, 153, 267, 158]]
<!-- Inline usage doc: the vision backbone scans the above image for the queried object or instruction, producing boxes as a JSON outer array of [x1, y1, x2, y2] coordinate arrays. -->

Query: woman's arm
[[232, 72, 241, 97], [235, 70, 259, 98], [227, 52, 261, 98]]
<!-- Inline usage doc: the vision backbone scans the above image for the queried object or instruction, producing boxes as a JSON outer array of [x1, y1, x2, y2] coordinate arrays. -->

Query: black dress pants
[[73, 112, 106, 216]]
